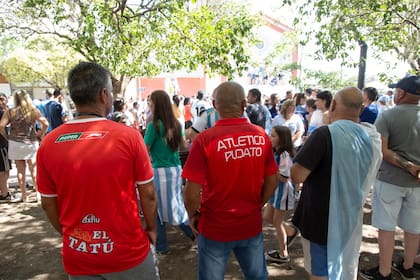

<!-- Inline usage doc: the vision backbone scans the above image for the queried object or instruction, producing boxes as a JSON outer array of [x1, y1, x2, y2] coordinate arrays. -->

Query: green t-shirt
[[144, 120, 182, 168]]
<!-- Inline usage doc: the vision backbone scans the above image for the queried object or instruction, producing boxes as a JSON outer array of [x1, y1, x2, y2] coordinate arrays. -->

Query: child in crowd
[[264, 125, 297, 263]]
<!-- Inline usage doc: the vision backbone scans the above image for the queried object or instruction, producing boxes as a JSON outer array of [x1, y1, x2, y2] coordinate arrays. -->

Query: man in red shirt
[[37, 62, 159, 279], [182, 81, 278, 280]]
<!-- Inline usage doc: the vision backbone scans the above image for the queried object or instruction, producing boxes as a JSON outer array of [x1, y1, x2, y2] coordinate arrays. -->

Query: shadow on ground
[[1, 194, 416, 280]]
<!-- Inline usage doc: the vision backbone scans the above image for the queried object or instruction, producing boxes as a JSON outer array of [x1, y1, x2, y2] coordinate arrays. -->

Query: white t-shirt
[[272, 113, 305, 147], [308, 109, 324, 135]]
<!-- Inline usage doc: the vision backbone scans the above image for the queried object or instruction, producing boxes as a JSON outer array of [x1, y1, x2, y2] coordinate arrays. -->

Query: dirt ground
[[0, 185, 418, 280]]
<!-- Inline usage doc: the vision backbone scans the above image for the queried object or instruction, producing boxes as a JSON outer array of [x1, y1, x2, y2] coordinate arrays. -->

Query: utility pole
[[357, 40, 367, 89]]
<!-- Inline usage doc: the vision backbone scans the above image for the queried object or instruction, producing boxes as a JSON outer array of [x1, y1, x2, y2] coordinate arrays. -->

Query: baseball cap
[[388, 75, 420, 95]]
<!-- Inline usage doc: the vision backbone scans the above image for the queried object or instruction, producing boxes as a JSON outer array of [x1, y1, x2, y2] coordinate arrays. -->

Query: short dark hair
[[53, 88, 62, 98], [249, 88, 262, 102], [363, 87, 378, 102], [295, 93, 306, 106], [317, 90, 333, 108], [306, 98, 316, 110], [172, 95, 180, 107], [113, 98, 126, 111], [197, 90, 204, 100], [67, 62, 111, 106]]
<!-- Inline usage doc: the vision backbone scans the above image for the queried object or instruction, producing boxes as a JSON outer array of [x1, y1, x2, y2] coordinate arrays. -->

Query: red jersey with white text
[[37, 118, 154, 275], [182, 118, 277, 242]]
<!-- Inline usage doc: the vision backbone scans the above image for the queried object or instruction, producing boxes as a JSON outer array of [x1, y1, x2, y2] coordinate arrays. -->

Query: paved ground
[[0, 167, 417, 280]]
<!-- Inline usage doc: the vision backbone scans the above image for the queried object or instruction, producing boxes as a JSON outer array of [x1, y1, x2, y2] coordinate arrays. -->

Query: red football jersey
[[182, 118, 278, 242], [37, 118, 154, 275]]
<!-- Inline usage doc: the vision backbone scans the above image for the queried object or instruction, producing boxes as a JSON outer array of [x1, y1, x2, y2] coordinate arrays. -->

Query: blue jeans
[[156, 216, 194, 253], [198, 233, 267, 280]]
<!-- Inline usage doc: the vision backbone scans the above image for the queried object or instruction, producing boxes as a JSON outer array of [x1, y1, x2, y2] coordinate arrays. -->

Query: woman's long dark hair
[[272, 125, 295, 157], [150, 90, 182, 151]]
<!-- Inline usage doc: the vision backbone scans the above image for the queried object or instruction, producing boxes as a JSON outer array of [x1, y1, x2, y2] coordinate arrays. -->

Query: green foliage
[[301, 69, 357, 92], [1, 36, 83, 87], [286, 0, 419, 75], [0, 0, 257, 94], [0, 36, 20, 65]]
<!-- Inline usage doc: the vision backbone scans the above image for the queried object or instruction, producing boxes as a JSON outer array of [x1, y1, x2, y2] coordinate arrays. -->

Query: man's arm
[[381, 136, 420, 180], [137, 180, 158, 245], [291, 163, 312, 184], [0, 109, 10, 140], [184, 180, 202, 236], [261, 173, 279, 205], [186, 127, 199, 142], [41, 196, 62, 235]]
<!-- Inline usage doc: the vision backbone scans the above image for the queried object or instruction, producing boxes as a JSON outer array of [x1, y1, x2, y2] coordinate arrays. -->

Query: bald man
[[291, 86, 382, 280], [182, 81, 278, 280]]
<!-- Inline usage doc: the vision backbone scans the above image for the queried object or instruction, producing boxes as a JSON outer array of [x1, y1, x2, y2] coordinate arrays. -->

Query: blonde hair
[[13, 89, 38, 121], [280, 100, 295, 119]]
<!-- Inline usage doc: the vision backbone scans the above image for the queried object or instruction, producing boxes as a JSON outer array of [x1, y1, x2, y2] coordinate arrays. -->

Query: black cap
[[388, 76, 420, 95], [197, 90, 204, 99]]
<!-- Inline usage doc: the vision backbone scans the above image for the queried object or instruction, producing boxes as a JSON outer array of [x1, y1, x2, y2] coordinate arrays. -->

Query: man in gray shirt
[[360, 75, 420, 280]]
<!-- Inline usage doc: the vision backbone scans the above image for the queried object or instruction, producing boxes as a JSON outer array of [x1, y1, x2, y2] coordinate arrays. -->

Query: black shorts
[[0, 146, 11, 172]]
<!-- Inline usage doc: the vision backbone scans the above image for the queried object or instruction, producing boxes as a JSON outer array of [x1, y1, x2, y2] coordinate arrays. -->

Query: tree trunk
[[111, 75, 132, 98]]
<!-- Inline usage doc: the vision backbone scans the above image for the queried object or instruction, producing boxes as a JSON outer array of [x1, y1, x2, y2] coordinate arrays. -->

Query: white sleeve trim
[[135, 177, 154, 186], [40, 193, 58, 197]]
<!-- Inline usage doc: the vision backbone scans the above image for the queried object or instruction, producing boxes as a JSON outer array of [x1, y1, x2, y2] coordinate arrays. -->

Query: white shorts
[[8, 140, 38, 160], [372, 179, 420, 234]]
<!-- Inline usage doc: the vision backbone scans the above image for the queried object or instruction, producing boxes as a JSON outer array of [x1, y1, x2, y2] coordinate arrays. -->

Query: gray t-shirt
[[375, 104, 420, 188]]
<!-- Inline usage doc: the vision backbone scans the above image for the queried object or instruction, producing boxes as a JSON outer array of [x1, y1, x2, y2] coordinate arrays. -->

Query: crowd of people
[[0, 61, 419, 280]]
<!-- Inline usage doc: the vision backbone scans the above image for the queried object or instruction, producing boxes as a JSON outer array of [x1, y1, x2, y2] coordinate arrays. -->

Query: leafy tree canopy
[[285, 0, 419, 75], [0, 0, 258, 94], [1, 36, 83, 88]]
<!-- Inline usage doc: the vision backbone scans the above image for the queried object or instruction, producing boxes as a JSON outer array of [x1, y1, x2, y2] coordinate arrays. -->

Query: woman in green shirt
[[144, 90, 194, 254]]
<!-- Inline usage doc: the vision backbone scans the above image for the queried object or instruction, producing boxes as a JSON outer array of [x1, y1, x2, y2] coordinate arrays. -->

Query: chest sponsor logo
[[55, 131, 108, 143]]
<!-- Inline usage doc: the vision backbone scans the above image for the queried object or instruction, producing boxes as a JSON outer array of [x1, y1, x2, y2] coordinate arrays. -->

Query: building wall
[[0, 74, 11, 95], [0, 84, 11, 95]]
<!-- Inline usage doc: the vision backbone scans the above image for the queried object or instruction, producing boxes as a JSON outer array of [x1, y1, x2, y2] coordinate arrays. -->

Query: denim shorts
[[301, 237, 328, 277], [198, 233, 267, 280], [372, 179, 420, 234]]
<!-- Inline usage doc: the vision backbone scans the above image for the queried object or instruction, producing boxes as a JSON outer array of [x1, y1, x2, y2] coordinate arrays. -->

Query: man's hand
[[145, 228, 157, 246], [189, 211, 200, 237], [406, 163, 420, 182]]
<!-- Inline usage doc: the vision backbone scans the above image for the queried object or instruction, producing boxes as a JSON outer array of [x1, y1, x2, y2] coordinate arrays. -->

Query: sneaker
[[265, 250, 290, 263], [0, 192, 19, 203], [392, 261, 415, 280], [286, 225, 299, 247], [156, 250, 169, 255], [359, 266, 392, 280]]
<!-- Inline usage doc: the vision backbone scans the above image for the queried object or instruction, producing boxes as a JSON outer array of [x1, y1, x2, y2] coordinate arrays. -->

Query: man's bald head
[[335, 86, 364, 111], [330, 86, 364, 122], [213, 81, 246, 118]]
